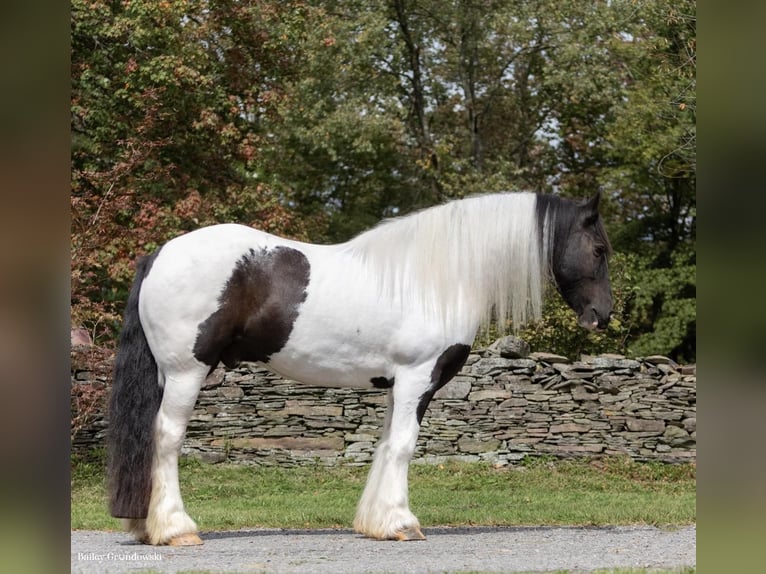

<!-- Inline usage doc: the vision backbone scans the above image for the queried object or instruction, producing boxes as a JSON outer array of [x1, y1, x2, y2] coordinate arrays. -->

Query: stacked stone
[[71, 338, 696, 466], [417, 347, 696, 466], [183, 364, 387, 466], [71, 368, 109, 453]]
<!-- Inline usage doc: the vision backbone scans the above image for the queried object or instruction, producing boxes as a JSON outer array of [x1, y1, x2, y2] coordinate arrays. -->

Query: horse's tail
[[107, 251, 164, 518]]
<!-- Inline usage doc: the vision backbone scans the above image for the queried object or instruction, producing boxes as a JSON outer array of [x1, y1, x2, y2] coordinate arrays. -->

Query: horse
[[107, 191, 613, 546]]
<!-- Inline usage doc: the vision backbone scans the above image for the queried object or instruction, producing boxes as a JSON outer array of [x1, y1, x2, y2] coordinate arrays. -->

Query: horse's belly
[[266, 326, 397, 388], [265, 358, 389, 388]]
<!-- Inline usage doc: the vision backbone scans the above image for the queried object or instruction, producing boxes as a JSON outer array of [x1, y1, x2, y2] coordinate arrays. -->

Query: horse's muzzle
[[578, 307, 611, 331]]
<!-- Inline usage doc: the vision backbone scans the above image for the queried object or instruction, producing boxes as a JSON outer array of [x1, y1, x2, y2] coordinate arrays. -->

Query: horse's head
[[551, 193, 613, 330]]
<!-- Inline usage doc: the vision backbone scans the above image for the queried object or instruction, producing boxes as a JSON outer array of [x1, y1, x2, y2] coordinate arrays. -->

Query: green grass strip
[[71, 456, 695, 531]]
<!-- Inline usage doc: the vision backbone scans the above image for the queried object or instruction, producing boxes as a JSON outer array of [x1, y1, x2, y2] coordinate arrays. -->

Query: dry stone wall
[[72, 340, 696, 466]]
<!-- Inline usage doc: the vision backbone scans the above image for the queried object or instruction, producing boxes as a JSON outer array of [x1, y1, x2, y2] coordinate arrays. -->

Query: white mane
[[344, 192, 551, 332]]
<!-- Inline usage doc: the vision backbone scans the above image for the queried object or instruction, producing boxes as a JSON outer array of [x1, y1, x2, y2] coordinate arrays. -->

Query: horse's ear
[[584, 192, 600, 213], [580, 192, 601, 226]]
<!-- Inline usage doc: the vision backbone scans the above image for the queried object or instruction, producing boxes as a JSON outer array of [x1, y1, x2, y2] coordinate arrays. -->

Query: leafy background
[[71, 0, 695, 362]]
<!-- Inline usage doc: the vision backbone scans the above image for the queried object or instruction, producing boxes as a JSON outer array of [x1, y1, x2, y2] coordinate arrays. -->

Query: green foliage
[[517, 252, 638, 358], [70, 0, 695, 359], [71, 0, 325, 342], [517, 249, 695, 363], [623, 250, 696, 362], [597, 0, 696, 361]]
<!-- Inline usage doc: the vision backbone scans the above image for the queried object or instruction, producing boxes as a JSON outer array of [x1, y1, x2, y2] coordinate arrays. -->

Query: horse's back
[[141, 224, 277, 309], [158, 223, 286, 257]]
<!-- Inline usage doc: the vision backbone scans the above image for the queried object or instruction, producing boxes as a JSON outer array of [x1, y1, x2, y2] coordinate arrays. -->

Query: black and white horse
[[107, 191, 613, 545]]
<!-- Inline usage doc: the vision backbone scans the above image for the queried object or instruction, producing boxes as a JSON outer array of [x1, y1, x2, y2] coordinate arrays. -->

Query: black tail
[[107, 251, 164, 518]]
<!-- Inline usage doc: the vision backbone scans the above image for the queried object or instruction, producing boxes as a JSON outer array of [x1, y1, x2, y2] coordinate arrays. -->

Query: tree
[[71, 0, 324, 342], [600, 0, 696, 361], [71, 0, 696, 360]]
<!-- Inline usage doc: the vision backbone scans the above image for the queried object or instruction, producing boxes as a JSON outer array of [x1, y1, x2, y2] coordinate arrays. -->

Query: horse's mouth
[[577, 308, 610, 331], [578, 316, 599, 330]]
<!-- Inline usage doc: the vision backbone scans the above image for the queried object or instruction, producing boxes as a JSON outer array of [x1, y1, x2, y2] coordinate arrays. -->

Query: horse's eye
[[593, 246, 605, 258]]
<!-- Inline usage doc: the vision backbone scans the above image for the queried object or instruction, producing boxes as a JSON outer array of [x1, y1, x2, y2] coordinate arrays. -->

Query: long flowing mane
[[344, 192, 551, 332]]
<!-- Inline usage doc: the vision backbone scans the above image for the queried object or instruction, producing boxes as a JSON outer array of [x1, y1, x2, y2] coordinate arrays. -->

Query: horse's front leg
[[353, 344, 471, 540], [353, 367, 429, 541]]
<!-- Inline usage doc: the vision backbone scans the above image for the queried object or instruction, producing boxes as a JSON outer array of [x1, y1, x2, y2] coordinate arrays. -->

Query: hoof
[[168, 533, 203, 546], [393, 527, 426, 541]]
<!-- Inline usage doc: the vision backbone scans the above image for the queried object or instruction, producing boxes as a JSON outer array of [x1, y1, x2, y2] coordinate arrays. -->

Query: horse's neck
[[343, 193, 545, 331]]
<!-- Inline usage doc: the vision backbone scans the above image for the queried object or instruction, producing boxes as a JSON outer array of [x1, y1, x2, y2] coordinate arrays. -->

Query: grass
[[71, 455, 695, 532]]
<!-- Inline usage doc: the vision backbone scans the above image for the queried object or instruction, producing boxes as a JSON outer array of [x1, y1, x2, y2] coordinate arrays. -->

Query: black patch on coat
[[193, 246, 310, 368], [108, 249, 164, 519], [371, 376, 395, 389], [416, 344, 471, 423]]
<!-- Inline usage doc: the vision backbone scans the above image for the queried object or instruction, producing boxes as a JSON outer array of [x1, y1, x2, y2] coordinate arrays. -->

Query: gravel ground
[[71, 525, 695, 573]]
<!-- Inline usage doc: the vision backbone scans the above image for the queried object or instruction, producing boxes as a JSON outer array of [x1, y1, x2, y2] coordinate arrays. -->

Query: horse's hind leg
[[131, 367, 207, 545], [353, 367, 429, 541]]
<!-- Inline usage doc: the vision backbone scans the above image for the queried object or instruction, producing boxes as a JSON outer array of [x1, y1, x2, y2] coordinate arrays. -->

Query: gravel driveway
[[71, 525, 695, 573]]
